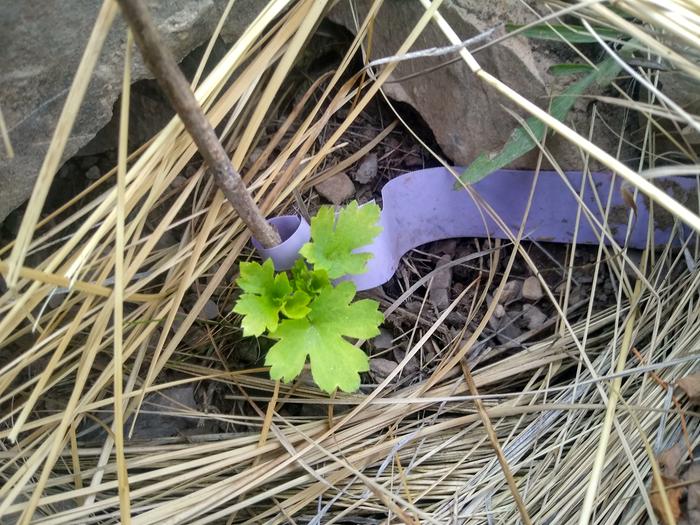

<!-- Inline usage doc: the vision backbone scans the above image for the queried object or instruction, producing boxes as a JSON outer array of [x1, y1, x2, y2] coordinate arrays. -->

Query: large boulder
[[0, 0, 262, 222], [329, 0, 621, 171]]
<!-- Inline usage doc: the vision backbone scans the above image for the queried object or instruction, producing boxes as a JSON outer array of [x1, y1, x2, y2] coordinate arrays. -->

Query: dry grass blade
[[112, 28, 133, 524], [0, 104, 14, 159]]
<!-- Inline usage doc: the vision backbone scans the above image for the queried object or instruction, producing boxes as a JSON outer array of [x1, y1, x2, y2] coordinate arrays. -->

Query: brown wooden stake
[[116, 0, 281, 248]]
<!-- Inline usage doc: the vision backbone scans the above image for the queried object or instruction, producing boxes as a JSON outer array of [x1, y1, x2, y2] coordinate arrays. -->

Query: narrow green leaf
[[548, 63, 595, 76], [459, 54, 623, 185], [506, 23, 623, 44]]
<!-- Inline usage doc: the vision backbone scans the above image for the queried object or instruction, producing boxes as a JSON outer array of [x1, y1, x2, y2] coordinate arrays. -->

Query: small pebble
[[48, 293, 65, 310], [171, 308, 187, 333], [434, 239, 457, 257], [393, 349, 419, 376], [495, 314, 522, 345], [236, 342, 260, 365], [171, 175, 188, 189], [248, 147, 264, 165], [430, 289, 450, 310], [80, 155, 99, 169], [429, 254, 453, 310], [488, 311, 501, 331], [384, 137, 400, 151], [522, 304, 547, 330], [522, 276, 543, 301], [499, 280, 522, 303], [370, 358, 398, 381], [299, 403, 328, 417], [372, 328, 394, 350], [353, 153, 378, 184], [433, 254, 453, 289], [405, 301, 422, 314], [85, 165, 101, 180], [197, 300, 220, 321], [404, 152, 423, 168], [494, 303, 506, 318], [315, 172, 355, 204]]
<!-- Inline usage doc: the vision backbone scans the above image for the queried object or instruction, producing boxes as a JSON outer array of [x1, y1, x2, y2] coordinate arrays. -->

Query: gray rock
[[658, 71, 700, 140], [370, 357, 398, 382], [434, 239, 457, 257], [494, 303, 506, 319], [372, 328, 394, 350], [522, 276, 543, 301], [197, 299, 220, 321], [0, 0, 263, 222], [129, 385, 199, 439], [315, 172, 355, 204], [499, 280, 522, 304], [392, 349, 419, 377], [299, 403, 329, 418], [85, 165, 101, 180], [429, 288, 450, 311], [494, 313, 522, 346], [522, 303, 547, 330], [328, 1, 625, 174], [487, 309, 501, 331], [353, 152, 378, 184]]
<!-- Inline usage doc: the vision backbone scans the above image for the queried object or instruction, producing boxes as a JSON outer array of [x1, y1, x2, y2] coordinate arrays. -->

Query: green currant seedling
[[233, 200, 383, 393]]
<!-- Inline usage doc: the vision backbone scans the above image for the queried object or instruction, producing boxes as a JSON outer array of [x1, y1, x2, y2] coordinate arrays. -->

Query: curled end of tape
[[252, 215, 310, 271]]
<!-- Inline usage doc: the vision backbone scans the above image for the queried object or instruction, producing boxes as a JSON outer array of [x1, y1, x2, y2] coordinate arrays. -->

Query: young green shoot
[[234, 201, 383, 393]]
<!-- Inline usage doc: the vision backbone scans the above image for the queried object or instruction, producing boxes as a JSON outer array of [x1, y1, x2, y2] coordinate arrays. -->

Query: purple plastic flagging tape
[[255, 167, 696, 291]]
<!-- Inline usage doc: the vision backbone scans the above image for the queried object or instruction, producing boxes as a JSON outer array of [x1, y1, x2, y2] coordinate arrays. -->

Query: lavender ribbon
[[255, 168, 695, 290]]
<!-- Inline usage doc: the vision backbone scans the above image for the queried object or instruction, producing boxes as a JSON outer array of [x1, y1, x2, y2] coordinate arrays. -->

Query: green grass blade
[[548, 63, 596, 76], [506, 23, 623, 44], [459, 55, 622, 185]]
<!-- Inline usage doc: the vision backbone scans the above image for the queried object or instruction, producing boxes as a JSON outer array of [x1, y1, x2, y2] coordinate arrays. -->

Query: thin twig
[[364, 25, 499, 69], [115, 0, 280, 248]]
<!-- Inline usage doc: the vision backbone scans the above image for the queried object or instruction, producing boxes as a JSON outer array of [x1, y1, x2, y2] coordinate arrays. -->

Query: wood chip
[[677, 372, 700, 403], [658, 443, 685, 478], [650, 475, 683, 525]]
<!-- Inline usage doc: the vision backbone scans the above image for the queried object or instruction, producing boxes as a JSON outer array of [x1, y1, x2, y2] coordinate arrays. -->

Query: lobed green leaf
[[300, 201, 382, 279], [233, 259, 299, 337], [265, 281, 383, 393]]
